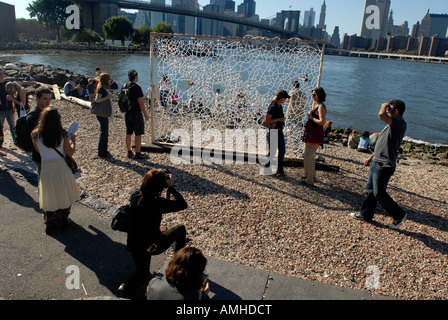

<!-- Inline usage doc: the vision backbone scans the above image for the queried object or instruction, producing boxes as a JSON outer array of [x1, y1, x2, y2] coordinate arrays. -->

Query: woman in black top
[[262, 90, 290, 176], [117, 168, 188, 298]]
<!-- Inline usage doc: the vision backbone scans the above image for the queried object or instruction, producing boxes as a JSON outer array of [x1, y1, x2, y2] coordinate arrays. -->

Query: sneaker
[[134, 152, 148, 159], [350, 212, 372, 222], [275, 172, 287, 177], [390, 212, 407, 229], [99, 152, 113, 159], [127, 151, 134, 158]]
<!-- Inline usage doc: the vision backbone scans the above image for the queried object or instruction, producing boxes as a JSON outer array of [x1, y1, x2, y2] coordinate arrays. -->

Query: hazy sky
[[5, 0, 448, 36]]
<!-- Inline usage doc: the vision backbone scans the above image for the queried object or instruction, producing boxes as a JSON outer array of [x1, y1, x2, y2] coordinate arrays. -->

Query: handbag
[[261, 115, 277, 129], [303, 105, 324, 144], [53, 147, 78, 174], [90, 99, 112, 118]]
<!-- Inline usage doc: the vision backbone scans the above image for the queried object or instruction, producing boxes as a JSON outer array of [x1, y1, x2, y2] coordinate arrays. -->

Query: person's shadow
[[49, 223, 133, 295], [0, 169, 40, 212]]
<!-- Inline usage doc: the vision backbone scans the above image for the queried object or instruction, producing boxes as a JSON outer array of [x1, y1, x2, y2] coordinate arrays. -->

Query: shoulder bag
[[53, 147, 78, 174], [90, 99, 112, 118]]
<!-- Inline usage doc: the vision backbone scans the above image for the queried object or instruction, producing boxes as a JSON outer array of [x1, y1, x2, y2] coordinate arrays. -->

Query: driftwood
[[60, 93, 91, 109]]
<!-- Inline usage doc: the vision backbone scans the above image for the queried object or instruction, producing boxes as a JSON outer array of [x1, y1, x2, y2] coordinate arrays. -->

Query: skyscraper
[[150, 0, 165, 28], [244, 0, 256, 18], [360, 0, 391, 40], [304, 8, 315, 27], [318, 0, 326, 29]]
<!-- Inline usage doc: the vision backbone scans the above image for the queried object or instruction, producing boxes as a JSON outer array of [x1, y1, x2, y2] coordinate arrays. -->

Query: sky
[[5, 0, 448, 36]]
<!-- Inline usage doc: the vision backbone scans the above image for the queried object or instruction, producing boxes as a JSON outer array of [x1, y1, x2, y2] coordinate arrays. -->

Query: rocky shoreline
[[0, 42, 148, 56], [1, 59, 446, 166], [1, 61, 448, 300]]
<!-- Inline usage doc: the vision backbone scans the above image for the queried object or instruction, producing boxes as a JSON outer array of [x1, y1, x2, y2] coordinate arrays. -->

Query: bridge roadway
[[117, 0, 312, 40]]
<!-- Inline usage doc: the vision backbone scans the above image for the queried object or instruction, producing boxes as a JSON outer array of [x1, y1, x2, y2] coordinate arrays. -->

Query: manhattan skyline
[[4, 0, 448, 37]]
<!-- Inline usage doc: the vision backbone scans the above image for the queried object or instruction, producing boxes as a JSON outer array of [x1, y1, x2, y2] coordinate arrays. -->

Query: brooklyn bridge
[[75, 0, 312, 40]]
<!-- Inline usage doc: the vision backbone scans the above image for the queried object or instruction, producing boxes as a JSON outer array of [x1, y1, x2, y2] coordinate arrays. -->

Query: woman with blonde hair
[[117, 168, 188, 298], [94, 73, 113, 158], [31, 108, 79, 232]]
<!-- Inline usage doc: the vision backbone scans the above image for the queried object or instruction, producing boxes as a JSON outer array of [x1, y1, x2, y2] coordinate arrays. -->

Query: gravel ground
[[1, 97, 447, 300]]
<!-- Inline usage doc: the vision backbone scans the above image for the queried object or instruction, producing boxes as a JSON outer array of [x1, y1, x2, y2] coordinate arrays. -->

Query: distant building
[[0, 1, 17, 41], [419, 11, 448, 37], [225, 0, 235, 12], [386, 10, 409, 36], [303, 8, 315, 28], [343, 34, 372, 50], [167, 0, 198, 35], [318, 0, 326, 30], [134, 10, 150, 29], [150, 0, 166, 29], [360, 0, 391, 41], [330, 26, 341, 47]]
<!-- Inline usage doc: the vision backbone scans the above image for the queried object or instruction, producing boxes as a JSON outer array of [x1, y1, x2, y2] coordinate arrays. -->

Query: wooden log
[[60, 93, 91, 109], [52, 84, 61, 101]]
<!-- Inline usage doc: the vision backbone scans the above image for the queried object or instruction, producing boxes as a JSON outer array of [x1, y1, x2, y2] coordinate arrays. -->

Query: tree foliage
[[26, 0, 75, 41], [102, 16, 134, 41], [133, 25, 152, 45], [72, 29, 103, 43], [153, 22, 174, 34]]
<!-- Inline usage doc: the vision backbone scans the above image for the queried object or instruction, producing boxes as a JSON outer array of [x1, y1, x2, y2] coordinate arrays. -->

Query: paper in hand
[[67, 121, 79, 138]]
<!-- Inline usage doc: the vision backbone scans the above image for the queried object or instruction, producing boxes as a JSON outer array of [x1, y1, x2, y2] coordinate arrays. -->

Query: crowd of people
[[0, 65, 408, 299]]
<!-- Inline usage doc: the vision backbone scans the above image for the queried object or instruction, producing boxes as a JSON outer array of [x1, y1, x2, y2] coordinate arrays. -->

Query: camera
[[202, 273, 209, 285]]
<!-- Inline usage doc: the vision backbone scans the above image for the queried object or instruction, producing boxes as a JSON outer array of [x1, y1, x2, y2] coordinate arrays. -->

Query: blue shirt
[[358, 137, 371, 150]]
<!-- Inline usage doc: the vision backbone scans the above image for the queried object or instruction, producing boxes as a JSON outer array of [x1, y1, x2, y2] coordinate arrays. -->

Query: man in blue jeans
[[351, 100, 407, 229]]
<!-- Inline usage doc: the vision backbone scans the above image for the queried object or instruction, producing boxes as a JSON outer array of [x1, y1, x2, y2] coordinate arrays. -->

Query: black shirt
[[127, 82, 144, 113], [266, 102, 285, 131], [126, 187, 188, 251], [26, 107, 43, 163]]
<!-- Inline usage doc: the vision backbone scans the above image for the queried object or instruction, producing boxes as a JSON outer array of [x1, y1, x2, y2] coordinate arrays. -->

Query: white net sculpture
[[150, 34, 323, 158]]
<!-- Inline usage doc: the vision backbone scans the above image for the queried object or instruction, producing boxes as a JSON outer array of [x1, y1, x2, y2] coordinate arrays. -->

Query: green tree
[[27, 0, 75, 42], [102, 16, 134, 42], [153, 22, 174, 34], [72, 29, 102, 44], [133, 25, 152, 45]]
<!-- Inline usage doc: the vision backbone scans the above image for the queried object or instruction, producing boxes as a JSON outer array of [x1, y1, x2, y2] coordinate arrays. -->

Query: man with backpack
[[26, 86, 52, 175], [122, 70, 149, 159]]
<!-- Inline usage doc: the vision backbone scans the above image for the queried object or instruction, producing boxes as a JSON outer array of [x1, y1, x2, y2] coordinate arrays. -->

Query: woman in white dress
[[31, 108, 80, 233]]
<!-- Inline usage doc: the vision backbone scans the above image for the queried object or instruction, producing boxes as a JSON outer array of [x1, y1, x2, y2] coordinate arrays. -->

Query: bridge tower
[[281, 11, 301, 36], [75, 0, 119, 35]]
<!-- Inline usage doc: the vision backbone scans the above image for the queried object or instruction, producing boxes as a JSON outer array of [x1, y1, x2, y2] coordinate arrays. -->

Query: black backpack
[[111, 189, 139, 232], [111, 204, 131, 232], [118, 82, 136, 113], [14, 115, 33, 152]]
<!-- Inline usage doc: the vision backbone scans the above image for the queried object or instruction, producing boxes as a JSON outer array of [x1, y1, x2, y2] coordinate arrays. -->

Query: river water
[[3, 52, 448, 145]]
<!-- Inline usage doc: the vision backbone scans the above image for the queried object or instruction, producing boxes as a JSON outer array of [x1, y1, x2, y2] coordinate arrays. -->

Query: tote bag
[[90, 99, 112, 118]]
